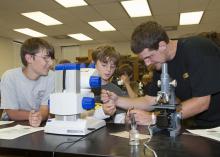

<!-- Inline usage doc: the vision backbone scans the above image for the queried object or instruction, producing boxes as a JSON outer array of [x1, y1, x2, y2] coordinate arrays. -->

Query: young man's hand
[[102, 103, 116, 116], [29, 110, 42, 127], [101, 89, 118, 103], [125, 109, 155, 125]]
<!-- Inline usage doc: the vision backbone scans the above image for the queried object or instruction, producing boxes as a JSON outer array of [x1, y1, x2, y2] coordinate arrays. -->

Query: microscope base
[[149, 125, 180, 137], [44, 117, 106, 135]]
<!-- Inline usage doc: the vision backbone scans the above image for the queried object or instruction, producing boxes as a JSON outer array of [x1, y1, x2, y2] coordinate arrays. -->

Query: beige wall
[[13, 41, 22, 68], [0, 37, 14, 77], [80, 42, 134, 56], [60, 42, 135, 63], [60, 46, 80, 63]]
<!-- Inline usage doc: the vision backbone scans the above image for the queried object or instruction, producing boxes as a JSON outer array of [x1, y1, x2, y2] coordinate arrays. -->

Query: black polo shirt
[[147, 36, 220, 128]]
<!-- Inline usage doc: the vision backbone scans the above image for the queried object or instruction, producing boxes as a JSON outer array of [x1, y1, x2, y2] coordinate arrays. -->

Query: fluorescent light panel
[[88, 20, 116, 32], [68, 33, 93, 41], [54, 0, 88, 7], [121, 0, 152, 17], [14, 28, 47, 37], [22, 11, 62, 26], [180, 11, 204, 25]]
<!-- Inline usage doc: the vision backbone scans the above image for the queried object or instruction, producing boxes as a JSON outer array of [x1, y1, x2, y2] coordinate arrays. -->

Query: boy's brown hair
[[92, 45, 120, 66], [20, 37, 54, 66]]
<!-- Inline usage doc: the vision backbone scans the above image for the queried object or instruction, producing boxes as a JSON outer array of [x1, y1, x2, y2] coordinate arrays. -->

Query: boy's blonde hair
[[92, 45, 120, 66]]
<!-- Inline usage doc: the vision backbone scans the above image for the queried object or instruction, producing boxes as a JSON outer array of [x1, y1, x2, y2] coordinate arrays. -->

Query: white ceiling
[[0, 0, 219, 46]]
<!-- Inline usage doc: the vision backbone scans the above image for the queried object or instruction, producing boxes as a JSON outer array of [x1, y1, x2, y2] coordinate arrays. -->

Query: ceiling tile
[[0, 0, 218, 46], [179, 0, 210, 12], [201, 10, 220, 24], [149, 0, 178, 15], [108, 18, 134, 30], [154, 14, 179, 26], [93, 2, 128, 20], [205, 0, 220, 11]]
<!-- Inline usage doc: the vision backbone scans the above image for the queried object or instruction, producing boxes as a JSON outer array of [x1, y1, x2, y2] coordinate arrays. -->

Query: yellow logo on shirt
[[183, 73, 189, 79], [95, 103, 102, 110]]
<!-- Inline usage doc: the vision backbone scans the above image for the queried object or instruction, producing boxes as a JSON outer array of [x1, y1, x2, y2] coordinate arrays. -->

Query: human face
[[138, 44, 167, 71], [96, 60, 116, 84], [29, 48, 53, 76]]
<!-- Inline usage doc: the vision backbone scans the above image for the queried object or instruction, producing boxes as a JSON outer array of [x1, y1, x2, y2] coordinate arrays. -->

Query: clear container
[[129, 128, 140, 146]]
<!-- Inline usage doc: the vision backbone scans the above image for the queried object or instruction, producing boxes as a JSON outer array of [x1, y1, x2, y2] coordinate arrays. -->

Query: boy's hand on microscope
[[102, 103, 116, 116], [29, 110, 42, 127], [101, 89, 118, 104]]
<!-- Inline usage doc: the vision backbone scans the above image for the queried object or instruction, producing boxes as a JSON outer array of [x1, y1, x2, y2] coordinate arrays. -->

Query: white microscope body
[[44, 63, 106, 135]]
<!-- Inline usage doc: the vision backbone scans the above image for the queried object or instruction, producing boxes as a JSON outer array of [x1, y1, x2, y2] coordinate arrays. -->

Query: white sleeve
[[1, 71, 19, 109]]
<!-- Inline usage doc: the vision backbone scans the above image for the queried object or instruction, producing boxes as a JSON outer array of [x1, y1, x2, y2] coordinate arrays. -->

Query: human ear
[[158, 41, 167, 51], [25, 54, 33, 64]]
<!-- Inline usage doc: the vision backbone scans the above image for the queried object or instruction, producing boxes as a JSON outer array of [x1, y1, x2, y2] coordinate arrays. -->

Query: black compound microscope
[[150, 63, 181, 137]]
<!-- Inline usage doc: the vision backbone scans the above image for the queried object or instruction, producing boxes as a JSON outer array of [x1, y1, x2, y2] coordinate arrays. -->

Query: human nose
[[47, 58, 54, 65], [106, 64, 111, 71]]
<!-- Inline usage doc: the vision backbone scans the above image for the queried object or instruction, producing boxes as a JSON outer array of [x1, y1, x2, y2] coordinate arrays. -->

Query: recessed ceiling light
[[68, 33, 93, 41], [180, 11, 204, 25], [22, 11, 62, 26], [54, 0, 88, 7], [121, 0, 152, 17], [14, 28, 47, 37], [88, 20, 116, 32]]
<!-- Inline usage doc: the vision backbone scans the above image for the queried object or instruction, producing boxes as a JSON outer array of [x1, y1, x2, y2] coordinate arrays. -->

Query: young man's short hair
[[131, 21, 169, 54], [20, 38, 55, 66], [92, 45, 120, 66]]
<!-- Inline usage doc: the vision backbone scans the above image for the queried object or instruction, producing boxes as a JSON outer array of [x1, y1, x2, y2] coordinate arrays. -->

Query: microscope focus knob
[[157, 80, 161, 87], [170, 80, 177, 87]]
